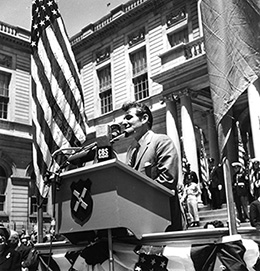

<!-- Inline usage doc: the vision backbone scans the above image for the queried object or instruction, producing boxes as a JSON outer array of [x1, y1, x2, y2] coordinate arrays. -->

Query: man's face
[[21, 238, 28, 246], [122, 108, 147, 139]]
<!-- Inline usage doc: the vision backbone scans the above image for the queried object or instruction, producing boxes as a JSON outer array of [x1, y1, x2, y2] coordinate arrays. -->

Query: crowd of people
[[179, 155, 260, 229], [0, 224, 39, 271]]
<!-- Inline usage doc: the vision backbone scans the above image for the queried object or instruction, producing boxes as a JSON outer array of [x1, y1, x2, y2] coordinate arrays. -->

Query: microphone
[[67, 142, 97, 165], [110, 127, 134, 143], [110, 123, 121, 139]]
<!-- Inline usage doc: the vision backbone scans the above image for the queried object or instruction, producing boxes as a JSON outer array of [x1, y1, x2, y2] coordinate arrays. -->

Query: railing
[[184, 37, 205, 60], [0, 21, 30, 41], [159, 36, 205, 71]]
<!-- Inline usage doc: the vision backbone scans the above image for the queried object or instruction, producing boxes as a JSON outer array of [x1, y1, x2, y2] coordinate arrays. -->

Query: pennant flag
[[199, 128, 211, 199], [236, 121, 246, 168], [134, 253, 168, 271], [30, 0, 88, 197], [200, 0, 260, 154]]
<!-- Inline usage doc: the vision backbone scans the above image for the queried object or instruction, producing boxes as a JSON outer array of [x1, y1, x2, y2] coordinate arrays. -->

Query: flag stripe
[[31, 81, 63, 166], [44, 20, 86, 136], [199, 128, 209, 185], [51, 18, 85, 103], [236, 121, 246, 168], [32, 56, 74, 151], [33, 41, 83, 147]]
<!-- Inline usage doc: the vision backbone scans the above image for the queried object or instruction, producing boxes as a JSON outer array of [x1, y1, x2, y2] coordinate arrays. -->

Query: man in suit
[[0, 224, 21, 271], [121, 101, 183, 231], [249, 196, 260, 229], [232, 161, 250, 223], [208, 158, 225, 209]]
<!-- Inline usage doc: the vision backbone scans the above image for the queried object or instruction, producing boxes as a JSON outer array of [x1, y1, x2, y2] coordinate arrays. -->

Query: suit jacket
[[126, 130, 183, 231], [249, 199, 260, 228], [209, 165, 224, 189], [0, 245, 21, 271], [126, 130, 178, 190]]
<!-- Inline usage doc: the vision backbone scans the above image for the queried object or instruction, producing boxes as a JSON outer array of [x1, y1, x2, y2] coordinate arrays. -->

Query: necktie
[[128, 144, 140, 168]]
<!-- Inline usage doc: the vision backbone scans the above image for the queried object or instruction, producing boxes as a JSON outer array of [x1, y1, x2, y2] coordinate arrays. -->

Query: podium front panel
[[55, 159, 174, 239]]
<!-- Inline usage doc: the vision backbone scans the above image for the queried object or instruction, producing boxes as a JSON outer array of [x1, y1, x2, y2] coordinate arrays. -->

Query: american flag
[[180, 137, 188, 175], [201, 0, 260, 155], [31, 0, 88, 196], [199, 128, 210, 198], [236, 121, 246, 168]]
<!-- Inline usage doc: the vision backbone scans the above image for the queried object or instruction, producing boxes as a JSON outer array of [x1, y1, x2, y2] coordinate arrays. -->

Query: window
[[0, 166, 7, 212], [98, 66, 112, 114], [0, 72, 10, 119], [168, 27, 188, 47], [130, 48, 149, 101]]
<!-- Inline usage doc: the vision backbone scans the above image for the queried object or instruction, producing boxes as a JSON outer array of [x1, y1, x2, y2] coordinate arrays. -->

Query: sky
[[0, 0, 126, 37]]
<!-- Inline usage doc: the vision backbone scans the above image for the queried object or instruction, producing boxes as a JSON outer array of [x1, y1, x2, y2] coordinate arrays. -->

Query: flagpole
[[222, 157, 237, 235], [108, 229, 114, 271], [37, 203, 44, 243]]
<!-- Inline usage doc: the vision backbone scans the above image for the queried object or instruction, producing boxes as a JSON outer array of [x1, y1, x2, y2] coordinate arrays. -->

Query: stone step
[[186, 204, 251, 229]]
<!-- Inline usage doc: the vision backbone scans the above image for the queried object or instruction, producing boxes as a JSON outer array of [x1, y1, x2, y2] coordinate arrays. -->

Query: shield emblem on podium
[[70, 178, 93, 226]]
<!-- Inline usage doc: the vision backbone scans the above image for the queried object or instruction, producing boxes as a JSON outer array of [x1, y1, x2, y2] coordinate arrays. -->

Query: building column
[[206, 110, 219, 162], [248, 79, 260, 159], [165, 98, 182, 186], [179, 89, 199, 177]]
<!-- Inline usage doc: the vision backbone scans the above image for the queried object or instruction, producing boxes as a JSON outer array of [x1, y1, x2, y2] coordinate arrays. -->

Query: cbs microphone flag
[[30, 0, 88, 197]]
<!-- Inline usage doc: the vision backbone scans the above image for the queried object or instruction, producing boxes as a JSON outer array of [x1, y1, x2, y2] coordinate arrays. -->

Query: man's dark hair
[[121, 101, 153, 129]]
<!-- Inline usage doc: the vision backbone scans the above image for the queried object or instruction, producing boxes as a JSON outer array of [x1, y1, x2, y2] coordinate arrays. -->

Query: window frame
[[130, 47, 149, 101], [0, 167, 7, 212], [0, 71, 11, 120], [97, 65, 113, 115]]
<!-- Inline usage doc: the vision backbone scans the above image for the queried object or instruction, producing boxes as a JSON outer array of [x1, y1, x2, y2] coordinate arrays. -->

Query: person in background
[[251, 159, 260, 199], [9, 230, 32, 269], [249, 196, 260, 229], [0, 224, 21, 271], [181, 163, 200, 227], [208, 158, 225, 209], [232, 161, 250, 223], [121, 101, 183, 231]]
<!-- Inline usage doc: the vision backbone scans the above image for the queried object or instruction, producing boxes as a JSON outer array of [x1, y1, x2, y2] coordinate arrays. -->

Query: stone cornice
[[71, 0, 167, 53], [0, 21, 30, 52]]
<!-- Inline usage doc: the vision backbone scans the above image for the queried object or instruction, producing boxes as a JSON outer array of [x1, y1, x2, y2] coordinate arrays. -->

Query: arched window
[[0, 166, 7, 211]]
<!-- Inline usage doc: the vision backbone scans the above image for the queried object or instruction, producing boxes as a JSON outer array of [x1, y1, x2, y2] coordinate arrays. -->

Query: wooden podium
[[55, 159, 174, 242]]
